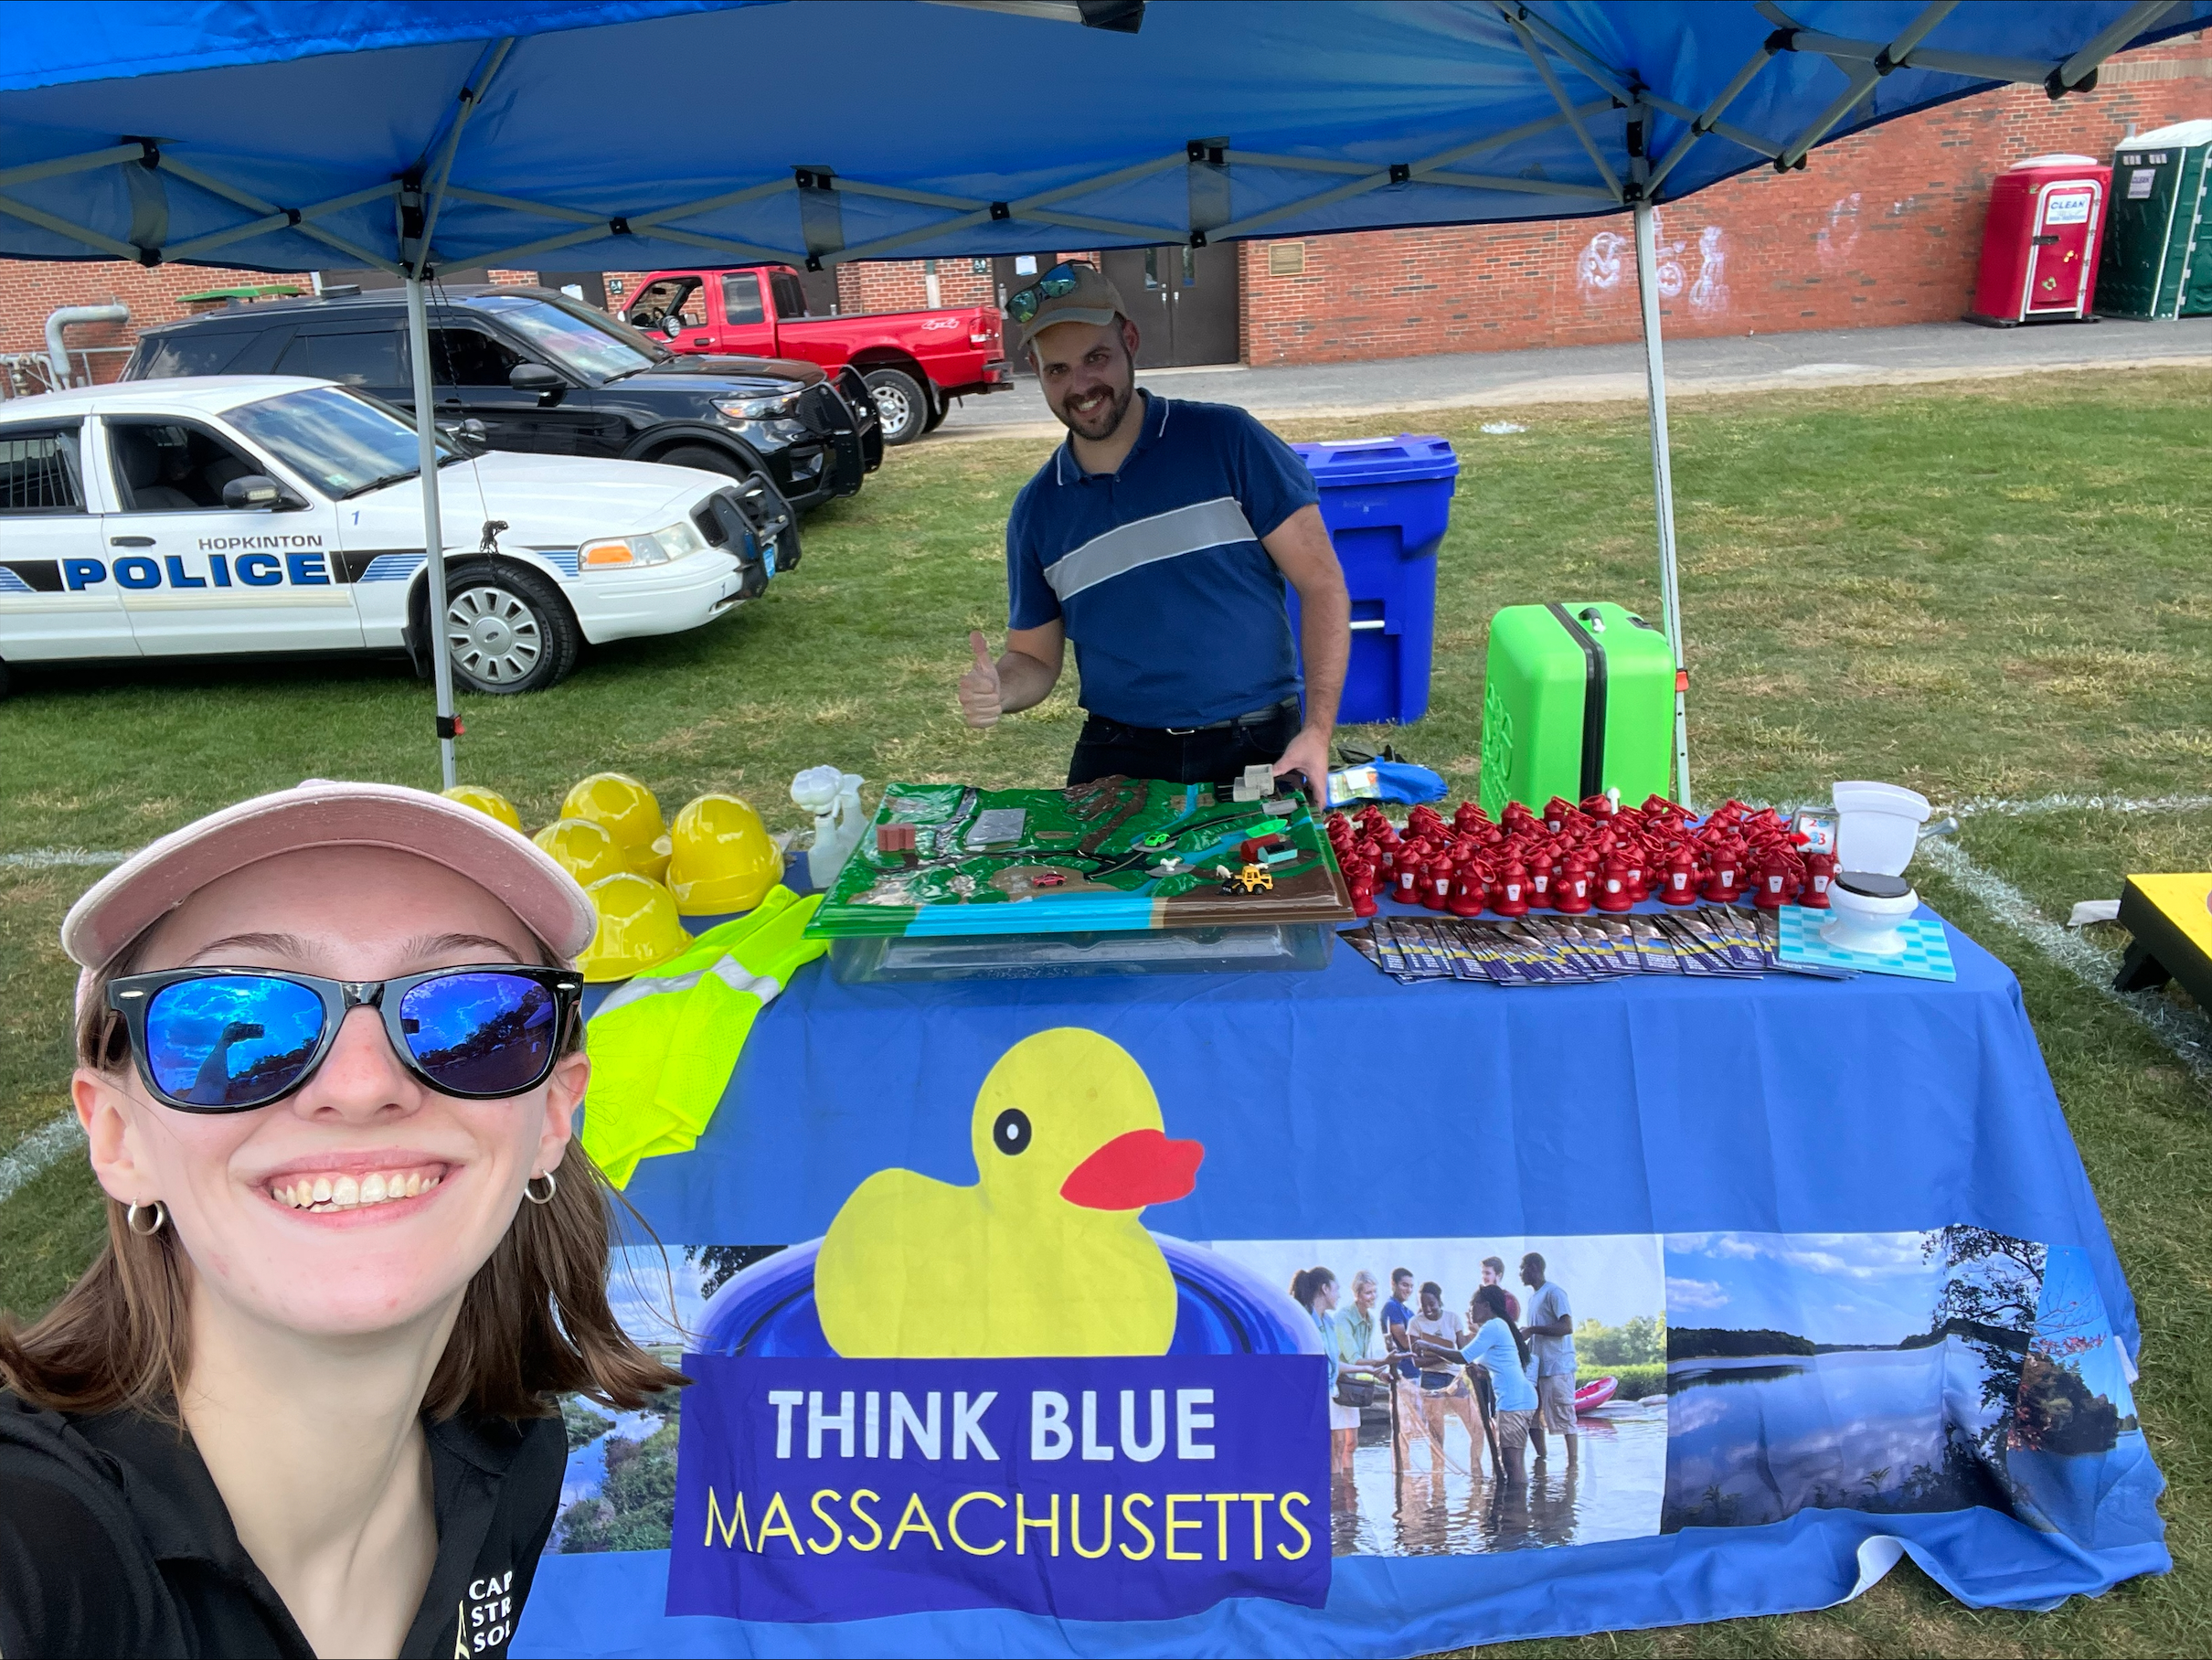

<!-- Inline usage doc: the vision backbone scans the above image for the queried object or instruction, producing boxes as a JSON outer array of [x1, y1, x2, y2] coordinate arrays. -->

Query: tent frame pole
[[1633, 200, 1692, 813], [404, 273, 458, 792]]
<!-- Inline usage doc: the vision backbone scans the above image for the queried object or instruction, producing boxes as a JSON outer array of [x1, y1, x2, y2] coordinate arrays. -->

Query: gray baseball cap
[[1007, 261, 1129, 348]]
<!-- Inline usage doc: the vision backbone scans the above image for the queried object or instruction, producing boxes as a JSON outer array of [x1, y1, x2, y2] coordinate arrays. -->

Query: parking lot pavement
[[936, 314, 2212, 440]]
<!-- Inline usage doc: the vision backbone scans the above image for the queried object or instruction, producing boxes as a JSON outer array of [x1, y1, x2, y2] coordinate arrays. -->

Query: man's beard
[[1055, 375, 1135, 442]]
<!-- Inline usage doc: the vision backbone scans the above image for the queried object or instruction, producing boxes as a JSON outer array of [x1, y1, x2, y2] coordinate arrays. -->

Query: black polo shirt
[[0, 1389, 563, 1658]]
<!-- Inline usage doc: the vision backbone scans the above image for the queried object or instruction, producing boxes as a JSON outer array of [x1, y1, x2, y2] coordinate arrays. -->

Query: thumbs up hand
[[958, 631, 1004, 729]]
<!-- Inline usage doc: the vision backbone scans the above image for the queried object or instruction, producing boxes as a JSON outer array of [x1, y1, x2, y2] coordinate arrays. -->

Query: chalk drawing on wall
[[1577, 229, 1630, 294], [1578, 210, 1728, 315], [1819, 192, 1864, 267], [1688, 225, 1730, 315]]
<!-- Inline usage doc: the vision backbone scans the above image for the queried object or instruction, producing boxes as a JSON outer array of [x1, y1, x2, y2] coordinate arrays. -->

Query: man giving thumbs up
[[955, 262, 1348, 792]]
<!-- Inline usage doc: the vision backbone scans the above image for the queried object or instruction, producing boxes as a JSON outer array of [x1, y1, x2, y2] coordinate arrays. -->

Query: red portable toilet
[[1969, 154, 2111, 325]]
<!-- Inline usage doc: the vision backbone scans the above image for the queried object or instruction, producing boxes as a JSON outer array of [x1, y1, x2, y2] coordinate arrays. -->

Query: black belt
[[1092, 697, 1300, 738]]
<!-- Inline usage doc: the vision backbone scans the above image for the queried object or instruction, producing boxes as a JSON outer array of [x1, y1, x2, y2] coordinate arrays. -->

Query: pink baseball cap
[[61, 780, 598, 974]]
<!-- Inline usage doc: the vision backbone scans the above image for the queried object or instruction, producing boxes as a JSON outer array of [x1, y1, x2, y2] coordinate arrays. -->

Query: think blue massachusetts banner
[[667, 1356, 1330, 1621], [519, 1021, 2167, 1654]]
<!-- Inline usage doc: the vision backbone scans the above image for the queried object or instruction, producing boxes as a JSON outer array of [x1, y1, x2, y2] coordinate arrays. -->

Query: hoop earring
[[524, 1171, 558, 1206], [126, 1200, 168, 1237]]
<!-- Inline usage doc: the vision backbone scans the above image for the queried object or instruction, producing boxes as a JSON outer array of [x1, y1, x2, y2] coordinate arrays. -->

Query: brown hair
[[1289, 1266, 1336, 1312], [0, 941, 685, 1423]]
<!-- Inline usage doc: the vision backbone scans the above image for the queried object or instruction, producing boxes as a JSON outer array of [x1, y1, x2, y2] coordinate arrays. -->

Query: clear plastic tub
[[827, 921, 1337, 984]]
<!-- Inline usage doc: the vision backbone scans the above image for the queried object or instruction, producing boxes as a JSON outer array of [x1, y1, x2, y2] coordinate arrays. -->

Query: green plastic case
[[1478, 601, 1676, 817]]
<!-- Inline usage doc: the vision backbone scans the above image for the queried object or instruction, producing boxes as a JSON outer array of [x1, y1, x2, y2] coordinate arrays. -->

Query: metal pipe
[[1632, 202, 1692, 812], [403, 274, 459, 791], [44, 303, 126, 388]]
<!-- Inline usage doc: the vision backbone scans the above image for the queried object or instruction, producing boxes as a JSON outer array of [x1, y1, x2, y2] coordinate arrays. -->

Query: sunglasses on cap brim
[[1005, 261, 1095, 325], [106, 966, 582, 1113]]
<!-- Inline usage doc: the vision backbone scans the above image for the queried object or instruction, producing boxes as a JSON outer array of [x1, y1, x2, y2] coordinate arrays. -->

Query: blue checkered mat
[[1778, 904, 1956, 981]]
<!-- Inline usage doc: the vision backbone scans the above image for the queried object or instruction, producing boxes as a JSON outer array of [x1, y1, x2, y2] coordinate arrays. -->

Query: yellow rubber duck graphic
[[814, 1028, 1203, 1357]]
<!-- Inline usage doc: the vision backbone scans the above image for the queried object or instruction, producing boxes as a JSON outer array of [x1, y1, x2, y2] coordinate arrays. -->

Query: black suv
[[124, 285, 883, 564]]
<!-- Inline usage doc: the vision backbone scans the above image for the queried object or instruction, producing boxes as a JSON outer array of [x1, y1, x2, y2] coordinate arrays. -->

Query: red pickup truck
[[622, 264, 1010, 445]]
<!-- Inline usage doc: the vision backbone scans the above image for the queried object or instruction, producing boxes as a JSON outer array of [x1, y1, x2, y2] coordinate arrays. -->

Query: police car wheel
[[864, 369, 928, 446], [441, 564, 578, 695]]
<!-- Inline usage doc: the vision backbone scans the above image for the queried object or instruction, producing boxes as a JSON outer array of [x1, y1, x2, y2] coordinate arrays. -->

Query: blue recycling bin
[[1287, 434, 1459, 726]]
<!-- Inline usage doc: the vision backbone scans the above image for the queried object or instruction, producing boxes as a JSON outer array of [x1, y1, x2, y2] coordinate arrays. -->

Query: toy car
[[1221, 863, 1274, 895]]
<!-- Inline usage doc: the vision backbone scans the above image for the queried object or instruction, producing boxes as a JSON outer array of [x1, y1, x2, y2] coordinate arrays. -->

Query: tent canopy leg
[[1633, 200, 1693, 813], [404, 274, 459, 792]]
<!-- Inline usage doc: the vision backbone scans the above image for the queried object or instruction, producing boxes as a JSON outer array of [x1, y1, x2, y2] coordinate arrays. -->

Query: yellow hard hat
[[667, 793, 781, 915], [561, 773, 668, 869], [577, 872, 693, 983], [441, 783, 522, 832], [533, 817, 630, 889]]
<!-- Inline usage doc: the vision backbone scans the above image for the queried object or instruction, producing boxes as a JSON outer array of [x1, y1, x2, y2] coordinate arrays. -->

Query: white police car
[[0, 377, 784, 695]]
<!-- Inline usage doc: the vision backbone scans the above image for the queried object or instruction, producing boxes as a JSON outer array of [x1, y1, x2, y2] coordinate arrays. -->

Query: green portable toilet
[[2095, 119, 2212, 320]]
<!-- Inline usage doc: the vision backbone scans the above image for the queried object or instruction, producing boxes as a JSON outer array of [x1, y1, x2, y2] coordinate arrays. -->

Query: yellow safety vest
[[580, 888, 825, 1187]]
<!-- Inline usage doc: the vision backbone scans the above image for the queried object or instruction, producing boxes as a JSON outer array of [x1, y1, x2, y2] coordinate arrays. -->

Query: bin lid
[[2008, 153, 2101, 171], [1291, 434, 1459, 484], [2122, 119, 2212, 153]]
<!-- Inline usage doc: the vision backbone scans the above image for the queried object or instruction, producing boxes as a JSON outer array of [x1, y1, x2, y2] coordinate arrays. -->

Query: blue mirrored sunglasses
[[106, 966, 580, 1112], [1005, 261, 1093, 325]]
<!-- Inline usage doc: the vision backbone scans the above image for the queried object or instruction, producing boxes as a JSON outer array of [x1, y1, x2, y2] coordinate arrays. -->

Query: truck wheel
[[864, 368, 929, 445], [657, 446, 803, 572], [441, 562, 579, 694]]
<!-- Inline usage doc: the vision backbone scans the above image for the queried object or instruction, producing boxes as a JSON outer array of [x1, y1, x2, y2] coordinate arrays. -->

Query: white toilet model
[[1823, 781, 1931, 955]]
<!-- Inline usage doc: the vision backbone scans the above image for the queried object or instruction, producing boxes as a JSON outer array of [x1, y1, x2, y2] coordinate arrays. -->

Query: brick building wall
[[1239, 32, 2211, 364]]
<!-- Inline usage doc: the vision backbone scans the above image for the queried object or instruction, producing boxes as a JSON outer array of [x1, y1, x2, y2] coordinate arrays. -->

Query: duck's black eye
[[993, 1108, 1032, 1155]]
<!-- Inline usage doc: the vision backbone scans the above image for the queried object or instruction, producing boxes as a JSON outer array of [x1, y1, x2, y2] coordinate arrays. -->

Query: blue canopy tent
[[4, 0, 2206, 795]]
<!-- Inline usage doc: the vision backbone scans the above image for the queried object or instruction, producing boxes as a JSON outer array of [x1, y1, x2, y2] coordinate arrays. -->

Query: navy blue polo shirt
[[1007, 392, 1319, 728]]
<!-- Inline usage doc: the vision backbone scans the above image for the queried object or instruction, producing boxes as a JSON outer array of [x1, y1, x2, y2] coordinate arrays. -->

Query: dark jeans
[[1066, 698, 1302, 787]]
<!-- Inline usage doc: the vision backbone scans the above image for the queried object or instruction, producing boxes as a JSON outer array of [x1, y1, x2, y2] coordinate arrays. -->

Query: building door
[[1097, 245, 1240, 367], [987, 252, 1060, 376], [1097, 248, 1173, 368], [1173, 240, 1241, 366], [536, 271, 608, 307], [793, 264, 841, 318]]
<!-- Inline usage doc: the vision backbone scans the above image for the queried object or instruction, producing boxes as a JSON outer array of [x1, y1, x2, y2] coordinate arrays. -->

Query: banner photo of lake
[[1662, 1229, 2161, 1551]]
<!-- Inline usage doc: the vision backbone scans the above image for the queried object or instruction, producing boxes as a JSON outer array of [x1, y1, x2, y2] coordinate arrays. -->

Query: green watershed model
[[804, 775, 1354, 980]]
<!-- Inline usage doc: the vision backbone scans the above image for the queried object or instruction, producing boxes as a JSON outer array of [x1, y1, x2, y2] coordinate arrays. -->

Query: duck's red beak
[[1060, 1129, 1204, 1211]]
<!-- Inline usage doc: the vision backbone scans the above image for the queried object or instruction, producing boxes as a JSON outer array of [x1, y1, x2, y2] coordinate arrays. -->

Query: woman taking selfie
[[0, 782, 681, 1659]]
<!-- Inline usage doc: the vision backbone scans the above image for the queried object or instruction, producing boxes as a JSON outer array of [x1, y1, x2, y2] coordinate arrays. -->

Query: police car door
[[0, 419, 137, 661], [94, 415, 360, 654]]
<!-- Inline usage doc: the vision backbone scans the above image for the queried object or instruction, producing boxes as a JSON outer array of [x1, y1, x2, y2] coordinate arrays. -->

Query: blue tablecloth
[[517, 907, 2164, 1657]]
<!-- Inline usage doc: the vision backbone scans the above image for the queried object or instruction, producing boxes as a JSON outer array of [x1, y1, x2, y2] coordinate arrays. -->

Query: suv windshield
[[224, 386, 457, 499], [462, 293, 657, 383]]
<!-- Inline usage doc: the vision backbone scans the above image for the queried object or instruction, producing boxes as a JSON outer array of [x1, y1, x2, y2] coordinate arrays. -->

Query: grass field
[[2, 367, 2208, 1655]]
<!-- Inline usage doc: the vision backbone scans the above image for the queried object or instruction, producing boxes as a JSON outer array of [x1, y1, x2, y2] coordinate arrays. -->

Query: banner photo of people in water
[[544, 1223, 2151, 1624], [1205, 1235, 1669, 1559]]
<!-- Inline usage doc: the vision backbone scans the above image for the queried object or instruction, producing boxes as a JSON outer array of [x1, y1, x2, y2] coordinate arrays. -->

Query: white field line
[[1916, 835, 2212, 1085], [0, 848, 125, 870], [1951, 793, 2212, 821], [0, 1112, 86, 1207]]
